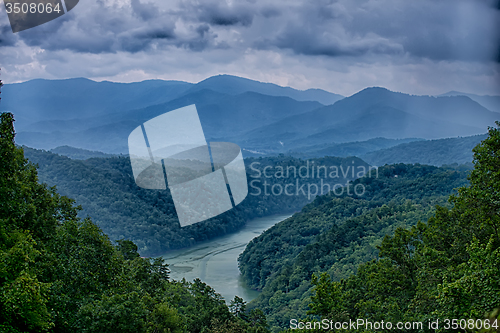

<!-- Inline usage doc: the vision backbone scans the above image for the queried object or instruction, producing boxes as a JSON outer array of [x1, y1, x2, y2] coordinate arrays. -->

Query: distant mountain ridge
[[440, 91, 500, 113], [1, 76, 498, 155], [235, 87, 498, 150], [49, 132, 484, 168], [1, 78, 193, 127], [14, 89, 324, 153], [188, 75, 344, 105], [2, 75, 342, 151], [1, 74, 342, 128]]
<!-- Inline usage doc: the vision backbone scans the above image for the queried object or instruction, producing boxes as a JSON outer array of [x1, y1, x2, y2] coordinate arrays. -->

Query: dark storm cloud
[[252, 0, 499, 63], [337, 0, 500, 63], [260, 6, 281, 18], [256, 23, 403, 57], [0, 25, 17, 46], [14, 0, 178, 54], [9, 0, 220, 54], [3, 0, 498, 64], [179, 0, 255, 27], [179, 24, 214, 52], [203, 7, 253, 26], [130, 0, 158, 21]]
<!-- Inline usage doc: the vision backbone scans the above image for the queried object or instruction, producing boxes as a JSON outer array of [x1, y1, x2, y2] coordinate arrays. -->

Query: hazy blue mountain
[[235, 87, 499, 151], [361, 134, 488, 166], [186, 74, 344, 105], [4, 77, 498, 155], [15, 89, 323, 153], [16, 120, 141, 153], [123, 89, 324, 139], [0, 78, 193, 129], [440, 91, 500, 113], [1, 74, 341, 134], [3, 75, 341, 152]]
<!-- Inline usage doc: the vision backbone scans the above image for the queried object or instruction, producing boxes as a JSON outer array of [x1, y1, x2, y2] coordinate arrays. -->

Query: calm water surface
[[161, 214, 292, 303]]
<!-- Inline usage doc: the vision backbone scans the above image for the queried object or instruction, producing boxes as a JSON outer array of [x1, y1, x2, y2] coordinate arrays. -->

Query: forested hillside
[[286, 137, 421, 159], [362, 134, 487, 166], [24, 146, 369, 256], [307, 123, 500, 332], [49, 145, 117, 160], [239, 124, 500, 332], [239, 162, 474, 331], [0, 112, 269, 333]]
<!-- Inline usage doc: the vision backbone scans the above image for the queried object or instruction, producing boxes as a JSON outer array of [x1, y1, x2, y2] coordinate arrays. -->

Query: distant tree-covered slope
[[24, 146, 370, 256], [362, 134, 487, 166], [1, 111, 270, 333], [286, 137, 422, 159], [238, 163, 472, 331], [50, 145, 117, 159]]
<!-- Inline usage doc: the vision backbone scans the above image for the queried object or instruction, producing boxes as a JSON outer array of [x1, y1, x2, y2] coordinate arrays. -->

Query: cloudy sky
[[0, 0, 499, 96]]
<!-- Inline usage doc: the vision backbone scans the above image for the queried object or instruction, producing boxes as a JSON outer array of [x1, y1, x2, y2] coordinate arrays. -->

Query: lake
[[161, 214, 292, 303]]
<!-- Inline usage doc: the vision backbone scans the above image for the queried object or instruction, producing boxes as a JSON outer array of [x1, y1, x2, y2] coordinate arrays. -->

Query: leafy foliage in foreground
[[0, 112, 269, 333], [307, 123, 500, 332], [239, 161, 473, 330]]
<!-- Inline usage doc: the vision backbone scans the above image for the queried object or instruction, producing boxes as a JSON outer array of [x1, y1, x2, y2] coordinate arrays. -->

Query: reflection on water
[[161, 214, 292, 303]]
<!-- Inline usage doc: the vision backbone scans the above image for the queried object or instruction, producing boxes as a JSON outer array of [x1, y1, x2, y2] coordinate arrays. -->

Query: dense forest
[[361, 134, 487, 167], [305, 123, 500, 332], [49, 146, 116, 160], [0, 112, 270, 333], [23, 147, 369, 256], [285, 138, 420, 159], [239, 124, 500, 332], [239, 162, 472, 330]]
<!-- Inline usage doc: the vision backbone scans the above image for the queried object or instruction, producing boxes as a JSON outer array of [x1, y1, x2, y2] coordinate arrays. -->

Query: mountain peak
[[190, 74, 344, 105], [348, 86, 397, 99], [442, 90, 466, 96]]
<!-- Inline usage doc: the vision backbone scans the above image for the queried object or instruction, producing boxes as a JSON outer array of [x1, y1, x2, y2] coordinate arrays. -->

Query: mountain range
[[47, 133, 484, 168], [1, 75, 498, 156], [236, 87, 498, 151], [440, 91, 500, 113]]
